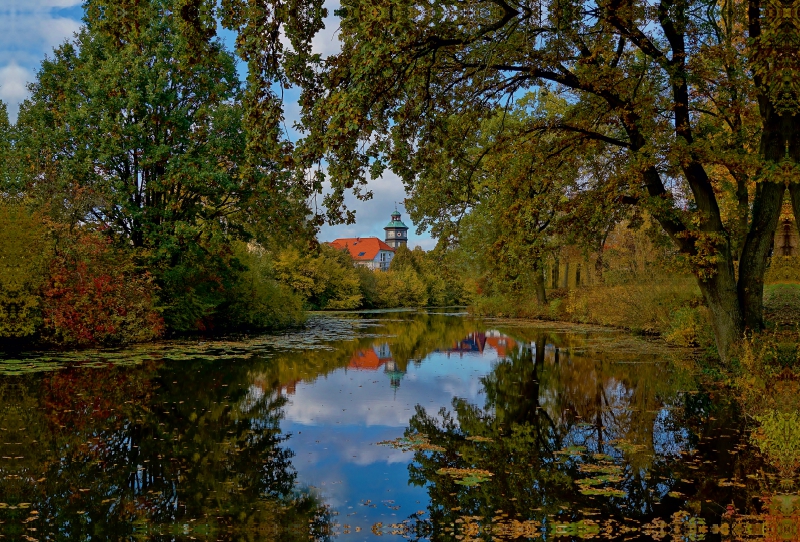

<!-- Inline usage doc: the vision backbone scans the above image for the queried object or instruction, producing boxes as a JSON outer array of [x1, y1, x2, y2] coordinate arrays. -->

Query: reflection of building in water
[[348, 348, 385, 370], [485, 330, 517, 358], [440, 332, 487, 356], [383, 359, 404, 389], [348, 343, 405, 389], [438, 331, 521, 358]]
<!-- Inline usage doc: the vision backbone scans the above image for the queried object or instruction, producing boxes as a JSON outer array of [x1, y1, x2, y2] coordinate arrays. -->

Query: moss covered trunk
[[696, 247, 744, 364], [739, 182, 785, 330], [533, 265, 548, 306]]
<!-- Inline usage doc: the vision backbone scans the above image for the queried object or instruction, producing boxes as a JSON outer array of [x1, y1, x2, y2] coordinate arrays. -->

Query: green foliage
[[353, 264, 381, 307], [223, 242, 305, 330], [271, 243, 464, 311], [283, 0, 797, 361], [15, 0, 313, 338], [763, 284, 800, 329], [19, 1, 244, 238], [153, 232, 243, 332], [387, 246, 447, 306], [664, 306, 716, 348], [375, 266, 429, 308], [0, 204, 51, 338], [274, 245, 363, 310], [0, 101, 21, 196], [765, 256, 800, 284], [752, 410, 800, 477], [399, 97, 606, 308], [217, 0, 326, 229]]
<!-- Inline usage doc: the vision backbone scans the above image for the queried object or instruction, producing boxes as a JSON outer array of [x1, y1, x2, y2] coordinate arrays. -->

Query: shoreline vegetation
[[2, 197, 798, 360], [1, 0, 799, 376]]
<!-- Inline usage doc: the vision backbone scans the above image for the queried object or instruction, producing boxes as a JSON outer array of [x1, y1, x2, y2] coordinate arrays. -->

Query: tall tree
[[19, 0, 243, 244], [16, 0, 311, 329], [282, 0, 799, 361]]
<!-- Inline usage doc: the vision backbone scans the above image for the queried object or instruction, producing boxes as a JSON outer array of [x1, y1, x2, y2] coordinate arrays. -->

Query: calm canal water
[[0, 311, 791, 540]]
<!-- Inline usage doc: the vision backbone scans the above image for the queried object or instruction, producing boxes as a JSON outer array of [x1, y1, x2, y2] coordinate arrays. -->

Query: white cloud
[[0, 63, 33, 109], [0, 3, 83, 121], [317, 169, 437, 249], [311, 1, 343, 59]]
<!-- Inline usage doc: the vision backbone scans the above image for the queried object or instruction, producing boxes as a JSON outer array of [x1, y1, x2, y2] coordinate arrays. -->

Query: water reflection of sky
[[256, 317, 704, 538], [0, 314, 785, 540], [281, 338, 506, 536]]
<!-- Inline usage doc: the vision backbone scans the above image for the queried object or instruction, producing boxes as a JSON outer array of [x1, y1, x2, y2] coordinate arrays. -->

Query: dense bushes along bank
[[0, 204, 466, 348]]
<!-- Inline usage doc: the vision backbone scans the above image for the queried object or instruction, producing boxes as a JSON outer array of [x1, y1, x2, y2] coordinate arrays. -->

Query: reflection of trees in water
[[249, 313, 479, 394], [402, 337, 737, 538], [374, 313, 478, 371], [0, 361, 330, 541]]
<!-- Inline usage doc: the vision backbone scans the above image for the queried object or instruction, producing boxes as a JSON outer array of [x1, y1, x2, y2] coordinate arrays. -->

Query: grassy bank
[[471, 276, 717, 351]]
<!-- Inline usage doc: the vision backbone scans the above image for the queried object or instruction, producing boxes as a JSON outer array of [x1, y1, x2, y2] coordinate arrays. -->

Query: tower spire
[[384, 207, 409, 249]]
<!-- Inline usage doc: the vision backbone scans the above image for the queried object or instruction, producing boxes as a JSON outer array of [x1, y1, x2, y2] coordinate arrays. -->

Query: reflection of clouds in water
[[439, 374, 485, 402], [283, 360, 493, 428], [286, 424, 416, 511], [239, 384, 266, 413], [285, 396, 412, 427]]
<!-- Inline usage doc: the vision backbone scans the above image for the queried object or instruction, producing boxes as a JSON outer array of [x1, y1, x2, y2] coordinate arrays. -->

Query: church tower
[[384, 210, 409, 249]]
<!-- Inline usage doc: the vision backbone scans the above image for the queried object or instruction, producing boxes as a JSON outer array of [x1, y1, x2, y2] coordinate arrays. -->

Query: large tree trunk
[[533, 260, 548, 306], [738, 101, 800, 329], [738, 182, 784, 330], [695, 245, 744, 364], [791, 183, 800, 238]]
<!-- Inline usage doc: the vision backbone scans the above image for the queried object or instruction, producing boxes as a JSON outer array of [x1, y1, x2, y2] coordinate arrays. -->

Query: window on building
[[358, 251, 366, 257]]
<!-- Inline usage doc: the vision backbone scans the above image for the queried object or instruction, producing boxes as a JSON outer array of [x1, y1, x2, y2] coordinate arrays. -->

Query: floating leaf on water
[[576, 474, 624, 487], [377, 434, 445, 453], [554, 445, 587, 456], [579, 487, 626, 497], [578, 463, 621, 474], [611, 439, 647, 454], [435, 468, 494, 486]]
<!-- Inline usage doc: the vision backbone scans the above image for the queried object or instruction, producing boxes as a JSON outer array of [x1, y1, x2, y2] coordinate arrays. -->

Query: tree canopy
[[263, 0, 800, 360], [4, 0, 799, 356]]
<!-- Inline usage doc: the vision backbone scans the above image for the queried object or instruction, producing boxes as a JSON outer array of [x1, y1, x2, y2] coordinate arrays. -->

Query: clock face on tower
[[385, 210, 409, 248]]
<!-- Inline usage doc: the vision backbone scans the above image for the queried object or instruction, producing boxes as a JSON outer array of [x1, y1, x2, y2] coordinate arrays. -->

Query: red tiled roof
[[486, 336, 517, 358], [329, 237, 395, 261], [349, 349, 385, 370]]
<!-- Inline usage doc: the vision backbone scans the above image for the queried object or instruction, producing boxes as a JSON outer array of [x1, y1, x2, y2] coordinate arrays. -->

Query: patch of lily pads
[[377, 434, 446, 453], [435, 467, 494, 486]]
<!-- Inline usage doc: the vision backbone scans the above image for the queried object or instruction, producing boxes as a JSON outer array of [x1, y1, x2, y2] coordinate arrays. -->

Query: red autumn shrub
[[42, 230, 164, 345]]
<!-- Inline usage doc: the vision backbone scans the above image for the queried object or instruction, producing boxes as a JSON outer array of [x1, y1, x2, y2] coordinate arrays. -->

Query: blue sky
[[0, 1, 434, 249]]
